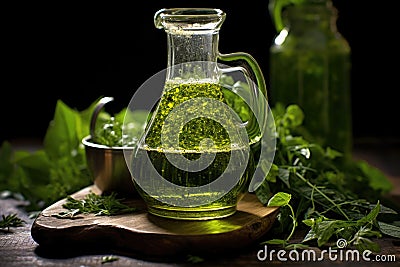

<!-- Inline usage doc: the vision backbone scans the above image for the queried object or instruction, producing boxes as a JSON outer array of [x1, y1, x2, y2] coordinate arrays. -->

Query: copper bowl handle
[[90, 97, 114, 139]]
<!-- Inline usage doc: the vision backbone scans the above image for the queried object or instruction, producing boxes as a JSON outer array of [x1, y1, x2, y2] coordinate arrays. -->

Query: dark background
[[2, 1, 398, 146]]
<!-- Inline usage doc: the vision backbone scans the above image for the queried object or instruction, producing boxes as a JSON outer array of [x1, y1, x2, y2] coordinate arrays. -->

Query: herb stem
[[295, 172, 350, 220], [320, 200, 362, 215], [310, 186, 316, 212], [286, 204, 297, 242]]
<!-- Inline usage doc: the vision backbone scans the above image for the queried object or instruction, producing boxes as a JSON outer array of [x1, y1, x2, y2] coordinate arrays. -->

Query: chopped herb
[[54, 191, 137, 218], [0, 214, 26, 232], [101, 255, 119, 264], [187, 254, 204, 264]]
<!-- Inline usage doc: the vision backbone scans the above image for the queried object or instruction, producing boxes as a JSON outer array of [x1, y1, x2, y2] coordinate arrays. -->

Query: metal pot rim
[[82, 135, 134, 151]]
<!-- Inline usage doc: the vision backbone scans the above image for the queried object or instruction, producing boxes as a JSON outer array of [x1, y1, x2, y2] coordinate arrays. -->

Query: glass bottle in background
[[268, 0, 352, 156]]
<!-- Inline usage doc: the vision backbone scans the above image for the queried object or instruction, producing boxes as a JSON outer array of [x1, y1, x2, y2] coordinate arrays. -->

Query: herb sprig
[[0, 214, 26, 232], [54, 191, 137, 218]]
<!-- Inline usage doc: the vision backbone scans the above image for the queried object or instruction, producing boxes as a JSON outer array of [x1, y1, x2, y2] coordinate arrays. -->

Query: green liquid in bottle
[[270, 49, 352, 154], [269, 1, 352, 156]]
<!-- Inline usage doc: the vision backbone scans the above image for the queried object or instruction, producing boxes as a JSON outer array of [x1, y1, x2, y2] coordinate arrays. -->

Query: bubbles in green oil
[[145, 82, 233, 151]]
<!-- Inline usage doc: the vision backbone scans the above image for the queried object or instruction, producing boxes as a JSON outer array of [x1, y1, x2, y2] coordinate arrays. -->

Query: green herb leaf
[[378, 221, 400, 239], [357, 161, 393, 193], [357, 201, 380, 225], [267, 192, 291, 207]]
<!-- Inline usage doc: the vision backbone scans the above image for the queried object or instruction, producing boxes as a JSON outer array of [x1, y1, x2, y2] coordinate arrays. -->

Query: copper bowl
[[82, 135, 138, 196], [82, 96, 138, 196]]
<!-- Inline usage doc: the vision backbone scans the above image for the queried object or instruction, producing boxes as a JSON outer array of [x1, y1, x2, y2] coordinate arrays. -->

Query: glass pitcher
[[128, 8, 269, 220]]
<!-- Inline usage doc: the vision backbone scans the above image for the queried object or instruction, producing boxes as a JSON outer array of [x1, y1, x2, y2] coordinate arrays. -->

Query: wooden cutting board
[[31, 185, 279, 259]]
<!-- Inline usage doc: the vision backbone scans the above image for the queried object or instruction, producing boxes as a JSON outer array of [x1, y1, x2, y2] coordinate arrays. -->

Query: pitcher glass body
[[130, 8, 269, 220]]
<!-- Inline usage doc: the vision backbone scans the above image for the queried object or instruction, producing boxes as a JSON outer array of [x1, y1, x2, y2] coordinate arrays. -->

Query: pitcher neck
[[167, 31, 219, 65], [154, 8, 226, 82], [164, 31, 220, 82]]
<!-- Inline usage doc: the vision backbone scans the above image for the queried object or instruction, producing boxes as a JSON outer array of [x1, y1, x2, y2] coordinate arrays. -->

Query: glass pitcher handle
[[218, 52, 268, 145], [218, 52, 274, 194]]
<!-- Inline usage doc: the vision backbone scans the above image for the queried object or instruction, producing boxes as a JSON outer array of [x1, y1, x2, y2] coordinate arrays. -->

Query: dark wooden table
[[1, 139, 399, 266]]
